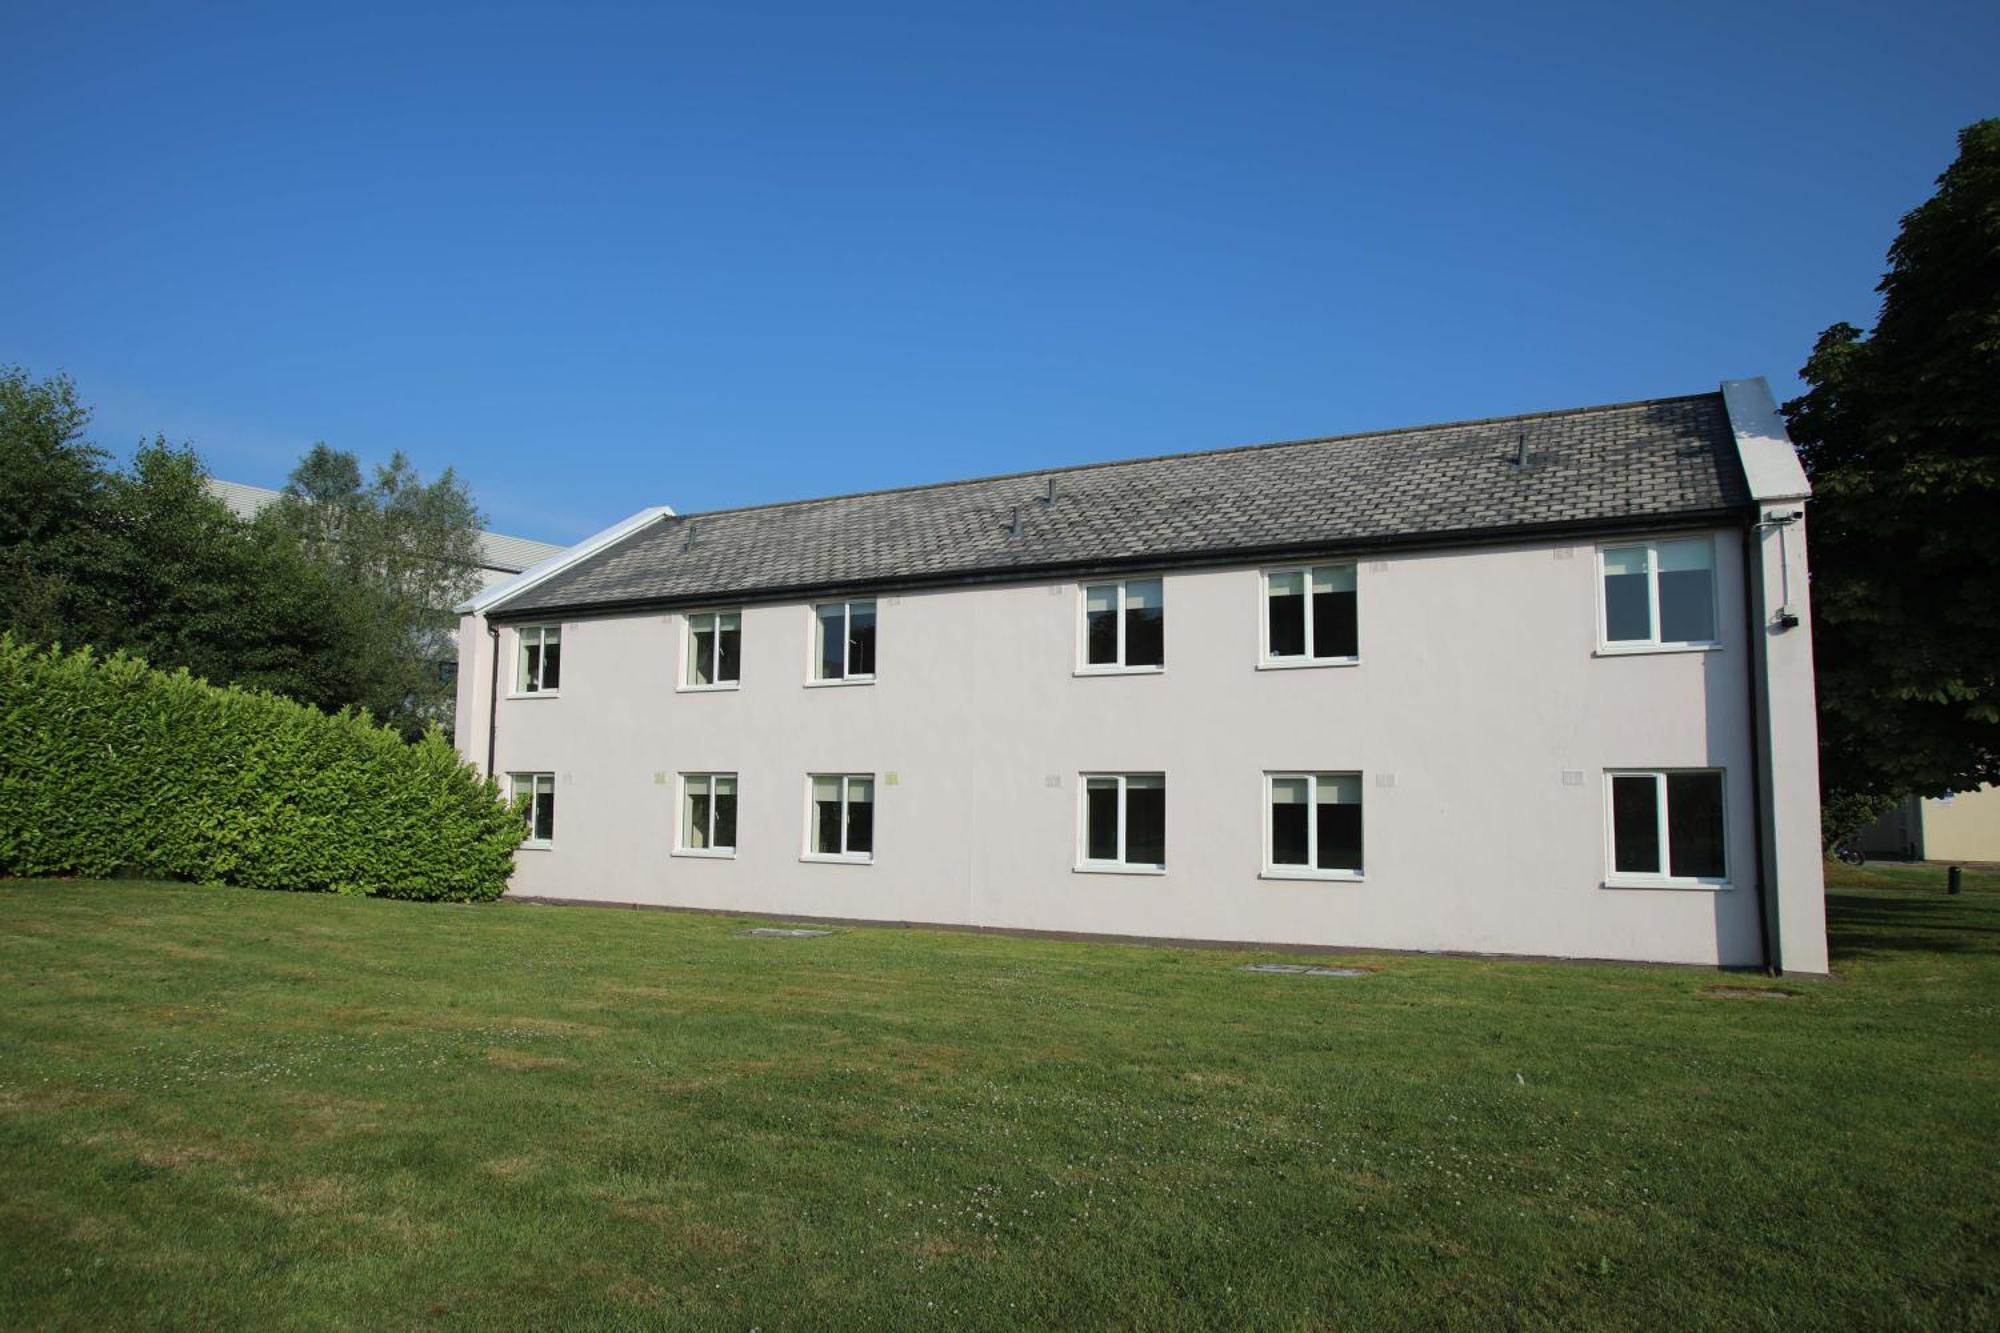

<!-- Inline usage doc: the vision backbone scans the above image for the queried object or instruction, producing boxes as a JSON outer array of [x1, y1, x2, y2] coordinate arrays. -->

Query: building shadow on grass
[[1826, 887, 2000, 963]]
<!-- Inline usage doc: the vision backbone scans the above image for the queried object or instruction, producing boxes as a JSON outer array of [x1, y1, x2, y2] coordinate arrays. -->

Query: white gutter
[[456, 505, 675, 615]]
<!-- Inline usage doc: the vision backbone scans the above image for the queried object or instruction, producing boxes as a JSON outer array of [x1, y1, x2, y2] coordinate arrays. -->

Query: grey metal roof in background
[[490, 392, 1751, 617], [204, 479, 565, 586]]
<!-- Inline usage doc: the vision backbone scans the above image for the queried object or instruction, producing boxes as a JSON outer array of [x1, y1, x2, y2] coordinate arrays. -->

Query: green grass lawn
[[1, 873, 1994, 1330]]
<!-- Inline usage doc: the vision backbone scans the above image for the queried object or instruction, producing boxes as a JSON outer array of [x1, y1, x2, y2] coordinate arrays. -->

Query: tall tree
[[263, 444, 487, 733], [1784, 119, 2000, 816]]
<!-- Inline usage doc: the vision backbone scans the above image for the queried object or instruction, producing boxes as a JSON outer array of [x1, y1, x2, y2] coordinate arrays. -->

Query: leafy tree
[[261, 444, 488, 733], [1784, 119, 2000, 818]]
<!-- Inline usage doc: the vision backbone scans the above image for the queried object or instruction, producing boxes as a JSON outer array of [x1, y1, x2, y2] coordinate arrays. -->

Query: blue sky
[[4, 2, 1993, 542]]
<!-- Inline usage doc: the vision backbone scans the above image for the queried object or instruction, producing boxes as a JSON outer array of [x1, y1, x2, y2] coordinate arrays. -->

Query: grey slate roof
[[491, 392, 1751, 617]]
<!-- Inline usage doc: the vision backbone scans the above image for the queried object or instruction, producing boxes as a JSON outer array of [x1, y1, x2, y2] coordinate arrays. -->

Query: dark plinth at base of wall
[[501, 893, 1780, 975]]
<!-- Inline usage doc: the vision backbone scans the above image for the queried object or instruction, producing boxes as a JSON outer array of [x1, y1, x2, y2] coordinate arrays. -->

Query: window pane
[[1667, 772, 1725, 879], [812, 775, 842, 854], [1611, 774, 1661, 874], [1316, 782, 1363, 872], [1084, 585, 1119, 666], [718, 614, 741, 682], [509, 774, 532, 805], [684, 775, 711, 848], [1312, 565, 1358, 659], [519, 635, 537, 691], [1657, 540, 1715, 643], [1270, 777, 1309, 865], [1124, 776, 1165, 866], [713, 776, 737, 849], [1124, 579, 1164, 667], [540, 628, 561, 690], [533, 781, 555, 843], [846, 777, 874, 855], [1085, 778, 1119, 861], [1267, 572, 1305, 658], [816, 606, 846, 680], [1602, 547, 1652, 642], [690, 622, 715, 686], [848, 602, 876, 677]]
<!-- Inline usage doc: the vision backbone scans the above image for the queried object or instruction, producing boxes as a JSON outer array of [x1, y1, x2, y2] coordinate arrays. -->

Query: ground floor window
[[808, 774, 874, 860], [680, 773, 738, 854], [1080, 773, 1166, 870], [1606, 769, 1727, 883], [508, 772, 555, 846], [1265, 772, 1363, 876]]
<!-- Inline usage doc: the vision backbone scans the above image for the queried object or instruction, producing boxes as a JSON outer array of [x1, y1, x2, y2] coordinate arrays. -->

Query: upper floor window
[[1079, 773, 1166, 871], [813, 601, 876, 682], [807, 773, 874, 861], [1265, 772, 1363, 877], [685, 611, 741, 688], [1600, 538, 1717, 650], [1081, 578, 1164, 672], [679, 773, 737, 855], [1262, 564, 1357, 665], [508, 772, 555, 847], [1606, 769, 1727, 886], [516, 626, 561, 694]]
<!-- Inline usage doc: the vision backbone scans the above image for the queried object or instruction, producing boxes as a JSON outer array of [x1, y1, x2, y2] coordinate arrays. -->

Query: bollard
[[1948, 865, 1962, 895]]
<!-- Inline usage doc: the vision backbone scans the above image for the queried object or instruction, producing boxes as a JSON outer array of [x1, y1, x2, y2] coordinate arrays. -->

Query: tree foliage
[[1783, 119, 2000, 803], [0, 366, 486, 734]]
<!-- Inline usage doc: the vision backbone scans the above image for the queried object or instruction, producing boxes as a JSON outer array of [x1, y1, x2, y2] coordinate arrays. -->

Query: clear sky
[[5, 2, 1993, 542]]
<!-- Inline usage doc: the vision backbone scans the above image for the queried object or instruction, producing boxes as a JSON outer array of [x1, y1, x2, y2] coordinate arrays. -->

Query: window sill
[[675, 682, 740, 694], [1259, 870, 1365, 883], [1256, 657, 1360, 672], [1073, 665, 1165, 678], [1593, 643, 1721, 658], [1073, 863, 1167, 876], [1602, 877, 1732, 892], [505, 691, 561, 700], [804, 677, 876, 688], [800, 853, 874, 865], [671, 848, 737, 860], [518, 841, 553, 852]]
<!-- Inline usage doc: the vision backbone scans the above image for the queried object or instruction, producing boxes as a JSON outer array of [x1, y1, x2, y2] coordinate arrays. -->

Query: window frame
[[1257, 563, 1361, 669], [1074, 772, 1168, 874], [1594, 535, 1722, 655], [801, 772, 876, 864], [674, 771, 739, 858], [1601, 768, 1731, 890], [1075, 577, 1167, 675], [807, 600, 878, 686], [512, 624, 563, 697], [507, 771, 556, 849], [679, 609, 743, 692], [1260, 771, 1365, 881]]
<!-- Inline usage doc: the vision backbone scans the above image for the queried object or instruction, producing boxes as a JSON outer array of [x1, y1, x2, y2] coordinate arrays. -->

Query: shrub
[[0, 636, 522, 900]]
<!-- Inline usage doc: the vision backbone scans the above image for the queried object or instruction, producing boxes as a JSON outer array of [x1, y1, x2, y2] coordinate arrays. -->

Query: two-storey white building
[[454, 379, 1828, 973]]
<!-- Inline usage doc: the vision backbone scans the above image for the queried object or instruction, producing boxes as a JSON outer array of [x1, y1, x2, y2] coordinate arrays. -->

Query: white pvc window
[[685, 611, 741, 688], [1079, 773, 1166, 870], [515, 626, 562, 693], [1265, 772, 1363, 876], [1600, 538, 1717, 648], [807, 774, 874, 861], [1605, 769, 1728, 886], [1262, 564, 1358, 664], [679, 773, 738, 855], [813, 601, 876, 681], [1080, 578, 1164, 671], [508, 772, 556, 846]]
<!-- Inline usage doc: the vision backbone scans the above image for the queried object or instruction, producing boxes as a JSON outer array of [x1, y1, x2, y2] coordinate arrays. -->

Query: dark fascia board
[[486, 505, 1753, 624]]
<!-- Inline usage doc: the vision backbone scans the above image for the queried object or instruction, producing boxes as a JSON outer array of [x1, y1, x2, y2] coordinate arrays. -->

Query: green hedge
[[0, 636, 523, 900]]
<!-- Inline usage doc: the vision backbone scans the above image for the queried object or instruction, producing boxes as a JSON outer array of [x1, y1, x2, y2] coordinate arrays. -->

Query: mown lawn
[[0, 873, 1994, 1330]]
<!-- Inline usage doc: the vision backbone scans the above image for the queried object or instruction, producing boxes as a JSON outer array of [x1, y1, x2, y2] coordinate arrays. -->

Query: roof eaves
[[458, 505, 677, 615]]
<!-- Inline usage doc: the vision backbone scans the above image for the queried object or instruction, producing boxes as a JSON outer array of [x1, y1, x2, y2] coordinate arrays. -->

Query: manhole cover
[[1242, 963, 1371, 977], [741, 927, 832, 939]]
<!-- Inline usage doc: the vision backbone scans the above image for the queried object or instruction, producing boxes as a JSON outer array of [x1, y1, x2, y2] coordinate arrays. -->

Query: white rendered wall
[[456, 530, 1781, 969]]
